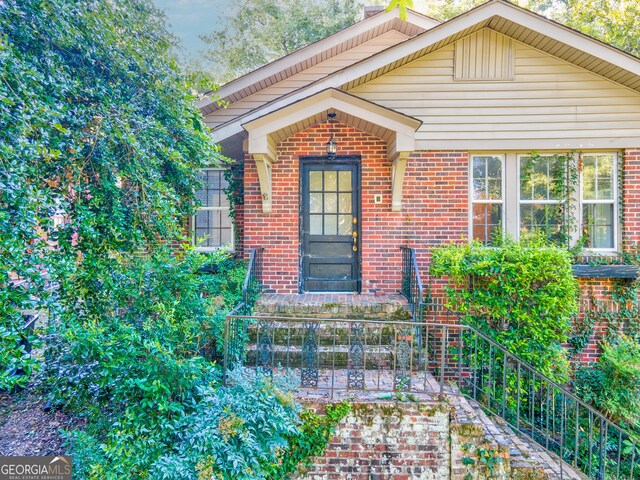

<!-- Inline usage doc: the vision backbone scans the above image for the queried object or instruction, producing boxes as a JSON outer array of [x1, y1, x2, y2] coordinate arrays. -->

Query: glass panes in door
[[309, 169, 353, 236]]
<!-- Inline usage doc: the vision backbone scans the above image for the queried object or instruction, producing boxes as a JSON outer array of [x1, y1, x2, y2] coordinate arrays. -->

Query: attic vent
[[454, 30, 514, 81]]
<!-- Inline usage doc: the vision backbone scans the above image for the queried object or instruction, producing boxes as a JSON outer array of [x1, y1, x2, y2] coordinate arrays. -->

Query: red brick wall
[[570, 148, 640, 362], [242, 122, 468, 294], [623, 149, 640, 248], [300, 402, 452, 480]]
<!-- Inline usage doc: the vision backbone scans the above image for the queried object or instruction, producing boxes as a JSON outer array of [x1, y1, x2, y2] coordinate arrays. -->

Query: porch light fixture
[[325, 112, 338, 157]]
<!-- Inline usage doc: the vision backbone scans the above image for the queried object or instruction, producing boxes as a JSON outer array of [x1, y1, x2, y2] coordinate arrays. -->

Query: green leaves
[[0, 0, 221, 389], [431, 238, 578, 382], [385, 0, 414, 20], [200, 0, 362, 83]]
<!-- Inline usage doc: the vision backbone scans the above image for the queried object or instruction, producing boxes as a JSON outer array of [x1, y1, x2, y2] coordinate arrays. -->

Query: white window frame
[[579, 153, 619, 252], [468, 151, 620, 253], [469, 154, 505, 245], [192, 168, 234, 252], [517, 153, 565, 243]]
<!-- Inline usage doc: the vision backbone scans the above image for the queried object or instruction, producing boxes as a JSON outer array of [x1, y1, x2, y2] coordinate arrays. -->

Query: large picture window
[[468, 152, 619, 251], [470, 155, 503, 245], [193, 169, 233, 250]]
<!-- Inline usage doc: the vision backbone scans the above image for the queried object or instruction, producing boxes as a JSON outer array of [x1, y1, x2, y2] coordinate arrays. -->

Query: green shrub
[[431, 237, 579, 382], [574, 336, 640, 428], [44, 248, 245, 478], [152, 369, 301, 480], [0, 0, 218, 389]]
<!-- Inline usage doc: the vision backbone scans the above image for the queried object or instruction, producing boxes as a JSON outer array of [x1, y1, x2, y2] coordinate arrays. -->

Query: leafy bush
[[431, 237, 579, 382], [152, 369, 301, 480], [574, 336, 640, 428], [0, 0, 218, 389], [44, 248, 245, 478]]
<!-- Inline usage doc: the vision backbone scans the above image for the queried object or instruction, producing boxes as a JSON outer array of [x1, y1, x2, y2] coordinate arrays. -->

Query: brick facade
[[242, 121, 468, 295], [299, 402, 452, 480], [623, 149, 640, 248], [238, 123, 640, 361]]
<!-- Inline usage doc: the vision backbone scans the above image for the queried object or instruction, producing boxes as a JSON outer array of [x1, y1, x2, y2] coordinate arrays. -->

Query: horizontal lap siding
[[349, 32, 640, 149], [203, 30, 410, 130]]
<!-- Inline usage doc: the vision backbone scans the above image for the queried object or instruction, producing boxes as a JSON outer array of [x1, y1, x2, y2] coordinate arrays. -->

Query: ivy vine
[[520, 151, 579, 249], [224, 162, 244, 249]]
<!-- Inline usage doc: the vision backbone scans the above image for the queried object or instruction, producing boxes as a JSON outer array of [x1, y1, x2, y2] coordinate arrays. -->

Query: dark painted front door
[[301, 157, 360, 292]]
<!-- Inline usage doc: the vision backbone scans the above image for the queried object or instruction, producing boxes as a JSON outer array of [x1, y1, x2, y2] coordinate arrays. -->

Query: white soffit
[[198, 8, 440, 113], [242, 88, 421, 157]]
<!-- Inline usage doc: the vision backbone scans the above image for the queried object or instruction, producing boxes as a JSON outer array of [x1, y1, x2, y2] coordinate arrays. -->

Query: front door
[[301, 157, 360, 292]]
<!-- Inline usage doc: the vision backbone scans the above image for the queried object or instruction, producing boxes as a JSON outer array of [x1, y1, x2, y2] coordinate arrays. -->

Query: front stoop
[[254, 293, 411, 320]]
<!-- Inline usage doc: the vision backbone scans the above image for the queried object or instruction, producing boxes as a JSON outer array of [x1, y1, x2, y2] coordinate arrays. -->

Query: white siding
[[454, 29, 513, 81], [349, 30, 640, 150], [204, 30, 410, 130]]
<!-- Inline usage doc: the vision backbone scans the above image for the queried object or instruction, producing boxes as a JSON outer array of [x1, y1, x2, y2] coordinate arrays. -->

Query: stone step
[[244, 321, 423, 346], [452, 394, 588, 480], [253, 293, 411, 320]]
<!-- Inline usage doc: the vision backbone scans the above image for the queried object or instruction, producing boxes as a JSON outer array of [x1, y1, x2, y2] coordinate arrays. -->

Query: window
[[519, 154, 565, 244], [581, 154, 616, 250], [193, 169, 233, 250], [470, 155, 503, 245], [468, 152, 619, 251]]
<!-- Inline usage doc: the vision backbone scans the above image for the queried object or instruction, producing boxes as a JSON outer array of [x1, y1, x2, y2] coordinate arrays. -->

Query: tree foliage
[[201, 0, 640, 84], [201, 0, 365, 83], [0, 0, 218, 389], [411, 0, 640, 55]]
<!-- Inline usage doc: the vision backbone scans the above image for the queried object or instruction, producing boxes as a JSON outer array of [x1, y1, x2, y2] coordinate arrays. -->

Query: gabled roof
[[209, 0, 640, 144], [242, 88, 422, 213], [198, 7, 440, 114], [243, 87, 422, 160]]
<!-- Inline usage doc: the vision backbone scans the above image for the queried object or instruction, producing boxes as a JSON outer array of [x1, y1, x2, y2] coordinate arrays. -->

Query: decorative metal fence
[[224, 315, 446, 397], [223, 309, 640, 479]]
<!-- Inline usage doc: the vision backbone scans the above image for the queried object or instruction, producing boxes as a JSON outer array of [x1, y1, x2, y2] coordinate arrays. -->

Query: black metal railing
[[449, 317, 640, 480], [224, 314, 446, 397], [400, 246, 424, 318], [223, 306, 640, 479], [223, 248, 263, 369], [242, 247, 263, 309]]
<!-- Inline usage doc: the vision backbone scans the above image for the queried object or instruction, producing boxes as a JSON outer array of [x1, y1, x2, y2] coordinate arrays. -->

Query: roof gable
[[198, 8, 439, 114], [209, 0, 640, 145]]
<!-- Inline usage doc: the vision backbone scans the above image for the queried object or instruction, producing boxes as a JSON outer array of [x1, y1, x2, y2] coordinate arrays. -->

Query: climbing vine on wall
[[224, 162, 244, 248], [519, 151, 579, 249]]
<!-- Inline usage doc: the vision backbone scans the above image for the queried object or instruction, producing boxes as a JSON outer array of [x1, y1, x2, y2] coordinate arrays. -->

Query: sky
[[152, 0, 235, 61], [152, 0, 438, 62]]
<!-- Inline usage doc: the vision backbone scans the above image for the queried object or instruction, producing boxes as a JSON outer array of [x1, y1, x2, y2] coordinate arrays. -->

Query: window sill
[[571, 264, 638, 279]]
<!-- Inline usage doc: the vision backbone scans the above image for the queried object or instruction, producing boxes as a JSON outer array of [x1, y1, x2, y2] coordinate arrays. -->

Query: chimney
[[363, 6, 385, 19]]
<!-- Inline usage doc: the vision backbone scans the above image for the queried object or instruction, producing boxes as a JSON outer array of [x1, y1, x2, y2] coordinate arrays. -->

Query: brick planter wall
[[297, 401, 514, 480]]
